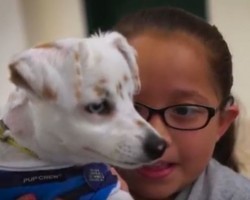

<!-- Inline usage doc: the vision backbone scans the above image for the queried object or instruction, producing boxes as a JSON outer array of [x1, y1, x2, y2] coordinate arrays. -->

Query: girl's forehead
[[129, 31, 220, 105], [129, 31, 210, 77], [129, 30, 208, 56]]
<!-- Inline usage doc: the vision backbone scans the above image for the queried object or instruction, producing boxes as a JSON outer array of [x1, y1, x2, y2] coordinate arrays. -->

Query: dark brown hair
[[114, 7, 239, 171]]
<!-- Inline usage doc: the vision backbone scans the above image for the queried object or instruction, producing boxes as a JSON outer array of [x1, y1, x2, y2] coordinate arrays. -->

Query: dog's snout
[[143, 133, 167, 160]]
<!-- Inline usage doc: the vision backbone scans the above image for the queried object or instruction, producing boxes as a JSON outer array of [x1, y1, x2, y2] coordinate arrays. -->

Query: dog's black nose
[[143, 133, 168, 160]]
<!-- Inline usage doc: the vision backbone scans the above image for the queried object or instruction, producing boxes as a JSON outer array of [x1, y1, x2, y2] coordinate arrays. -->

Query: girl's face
[[117, 31, 238, 200]]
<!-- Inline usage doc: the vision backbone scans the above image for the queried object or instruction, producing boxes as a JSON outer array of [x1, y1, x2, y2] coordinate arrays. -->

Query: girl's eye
[[85, 100, 112, 114], [172, 106, 199, 116]]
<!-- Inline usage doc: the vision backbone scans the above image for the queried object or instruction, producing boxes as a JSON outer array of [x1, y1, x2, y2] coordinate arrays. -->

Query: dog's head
[[8, 32, 167, 168]]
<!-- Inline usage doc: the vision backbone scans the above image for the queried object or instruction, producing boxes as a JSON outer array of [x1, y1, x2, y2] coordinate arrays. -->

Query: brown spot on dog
[[99, 78, 107, 85], [74, 83, 82, 101], [74, 52, 80, 62], [9, 62, 58, 100], [42, 85, 57, 100], [74, 68, 82, 102], [9, 62, 33, 91], [123, 75, 129, 82], [73, 50, 83, 102], [75, 65, 81, 75], [116, 82, 123, 99], [136, 120, 145, 127], [94, 86, 105, 97], [35, 42, 55, 49]]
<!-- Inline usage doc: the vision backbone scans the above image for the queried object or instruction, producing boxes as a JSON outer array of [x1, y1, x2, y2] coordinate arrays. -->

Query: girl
[[113, 6, 250, 200]]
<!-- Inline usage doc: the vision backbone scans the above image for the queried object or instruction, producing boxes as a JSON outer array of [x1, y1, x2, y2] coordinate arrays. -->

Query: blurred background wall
[[0, 0, 250, 175]]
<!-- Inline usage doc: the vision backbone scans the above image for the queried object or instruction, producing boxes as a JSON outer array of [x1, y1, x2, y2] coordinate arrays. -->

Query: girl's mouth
[[136, 161, 176, 179]]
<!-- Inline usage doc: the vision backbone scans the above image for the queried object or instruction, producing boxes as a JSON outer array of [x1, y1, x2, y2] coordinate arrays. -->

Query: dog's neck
[[0, 120, 37, 158], [0, 120, 70, 171], [0, 142, 72, 171]]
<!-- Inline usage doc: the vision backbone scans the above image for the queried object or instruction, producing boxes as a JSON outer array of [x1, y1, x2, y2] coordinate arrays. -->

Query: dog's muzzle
[[143, 133, 168, 160]]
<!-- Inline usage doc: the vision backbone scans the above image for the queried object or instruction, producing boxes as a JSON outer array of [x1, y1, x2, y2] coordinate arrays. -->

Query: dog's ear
[[106, 32, 141, 94], [9, 46, 62, 101]]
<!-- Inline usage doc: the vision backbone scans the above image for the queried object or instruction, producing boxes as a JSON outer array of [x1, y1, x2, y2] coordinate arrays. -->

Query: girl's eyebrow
[[171, 89, 210, 103]]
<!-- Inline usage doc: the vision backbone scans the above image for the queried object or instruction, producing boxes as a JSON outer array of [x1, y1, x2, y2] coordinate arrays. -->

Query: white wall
[[208, 0, 250, 119], [21, 0, 87, 47], [0, 0, 27, 113]]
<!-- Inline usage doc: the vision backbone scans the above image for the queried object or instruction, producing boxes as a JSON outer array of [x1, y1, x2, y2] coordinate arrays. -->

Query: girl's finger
[[17, 194, 36, 200], [17, 194, 62, 200], [110, 167, 129, 191]]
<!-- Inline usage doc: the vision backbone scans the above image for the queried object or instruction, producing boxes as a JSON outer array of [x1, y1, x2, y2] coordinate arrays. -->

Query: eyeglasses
[[134, 101, 227, 131]]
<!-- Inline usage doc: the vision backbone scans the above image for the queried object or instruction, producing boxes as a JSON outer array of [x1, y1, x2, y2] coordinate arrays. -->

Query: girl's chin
[[130, 185, 178, 200]]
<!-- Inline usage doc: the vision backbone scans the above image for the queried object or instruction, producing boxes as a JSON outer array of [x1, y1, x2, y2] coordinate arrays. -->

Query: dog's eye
[[85, 100, 112, 114]]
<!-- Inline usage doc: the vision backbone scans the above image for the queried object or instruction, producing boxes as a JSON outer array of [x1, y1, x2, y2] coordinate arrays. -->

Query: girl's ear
[[216, 104, 239, 141]]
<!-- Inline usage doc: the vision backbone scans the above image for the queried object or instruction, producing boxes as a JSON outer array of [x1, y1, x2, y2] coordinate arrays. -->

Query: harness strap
[[0, 164, 118, 200], [0, 119, 38, 158]]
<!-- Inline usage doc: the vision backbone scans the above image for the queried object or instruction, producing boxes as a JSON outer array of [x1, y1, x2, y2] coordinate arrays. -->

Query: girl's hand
[[110, 167, 129, 192], [17, 194, 62, 200], [17, 194, 36, 200]]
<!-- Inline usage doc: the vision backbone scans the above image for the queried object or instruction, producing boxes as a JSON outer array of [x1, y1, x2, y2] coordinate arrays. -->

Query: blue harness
[[0, 163, 118, 200]]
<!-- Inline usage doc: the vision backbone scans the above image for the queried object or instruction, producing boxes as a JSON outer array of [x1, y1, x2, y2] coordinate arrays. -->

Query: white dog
[[0, 32, 167, 200]]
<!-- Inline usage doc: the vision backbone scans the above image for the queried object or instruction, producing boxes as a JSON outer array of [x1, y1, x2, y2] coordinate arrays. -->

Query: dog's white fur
[[1, 32, 165, 199]]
